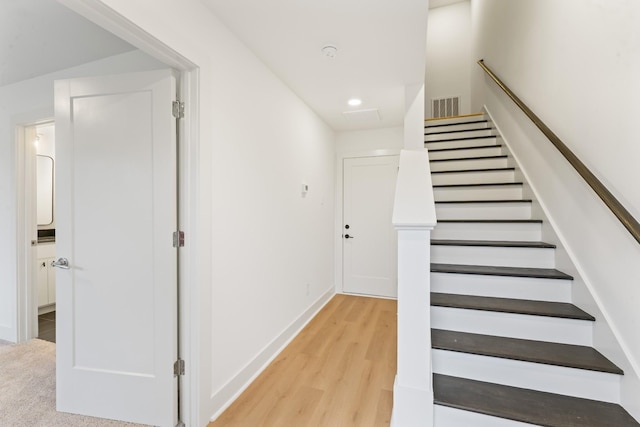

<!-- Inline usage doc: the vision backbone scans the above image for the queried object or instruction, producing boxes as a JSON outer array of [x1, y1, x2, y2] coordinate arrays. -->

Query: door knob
[[51, 258, 70, 270], [344, 234, 354, 239]]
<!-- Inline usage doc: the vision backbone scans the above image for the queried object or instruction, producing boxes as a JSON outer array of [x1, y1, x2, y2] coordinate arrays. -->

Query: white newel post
[[391, 149, 436, 427]]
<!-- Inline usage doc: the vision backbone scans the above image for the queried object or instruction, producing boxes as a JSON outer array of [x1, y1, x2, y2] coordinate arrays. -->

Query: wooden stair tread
[[435, 199, 531, 204], [426, 119, 488, 129], [434, 374, 640, 426], [437, 219, 542, 223], [430, 155, 507, 163], [428, 144, 501, 153], [425, 135, 497, 143], [433, 182, 522, 188], [431, 239, 555, 248], [431, 292, 594, 321], [431, 263, 573, 280], [424, 129, 495, 136], [432, 329, 623, 374], [431, 167, 515, 174]]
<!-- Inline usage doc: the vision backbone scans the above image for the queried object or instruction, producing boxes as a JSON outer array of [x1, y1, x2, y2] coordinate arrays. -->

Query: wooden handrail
[[478, 59, 640, 245]]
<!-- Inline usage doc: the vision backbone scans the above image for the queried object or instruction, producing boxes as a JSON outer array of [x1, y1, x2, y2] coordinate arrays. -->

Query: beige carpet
[[0, 339, 150, 427]]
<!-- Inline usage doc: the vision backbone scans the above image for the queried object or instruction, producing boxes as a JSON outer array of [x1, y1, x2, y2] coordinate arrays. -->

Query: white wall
[[336, 126, 403, 154], [425, 1, 472, 118], [471, 0, 640, 220], [73, 1, 337, 424], [472, 0, 640, 419], [0, 50, 166, 342]]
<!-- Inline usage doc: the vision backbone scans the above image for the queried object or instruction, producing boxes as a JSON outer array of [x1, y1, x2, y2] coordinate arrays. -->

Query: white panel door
[[54, 70, 178, 427], [343, 155, 399, 298]]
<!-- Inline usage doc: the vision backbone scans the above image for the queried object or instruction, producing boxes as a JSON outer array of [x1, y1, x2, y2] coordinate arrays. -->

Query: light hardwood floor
[[209, 294, 397, 427]]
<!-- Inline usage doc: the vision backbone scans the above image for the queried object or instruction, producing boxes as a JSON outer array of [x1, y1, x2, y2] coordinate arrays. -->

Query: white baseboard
[[208, 288, 335, 422]]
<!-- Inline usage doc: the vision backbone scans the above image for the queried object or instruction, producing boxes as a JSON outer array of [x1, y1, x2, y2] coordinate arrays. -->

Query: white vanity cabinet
[[37, 242, 56, 309]]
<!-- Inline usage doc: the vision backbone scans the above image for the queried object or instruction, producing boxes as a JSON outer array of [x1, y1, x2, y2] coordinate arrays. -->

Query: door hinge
[[174, 359, 185, 376], [173, 231, 185, 248], [172, 101, 185, 119]]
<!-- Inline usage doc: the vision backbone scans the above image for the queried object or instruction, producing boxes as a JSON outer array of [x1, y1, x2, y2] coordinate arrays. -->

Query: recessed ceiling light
[[321, 45, 338, 58], [348, 98, 362, 107]]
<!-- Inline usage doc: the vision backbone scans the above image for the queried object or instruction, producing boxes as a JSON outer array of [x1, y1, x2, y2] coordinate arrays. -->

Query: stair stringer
[[483, 105, 640, 422]]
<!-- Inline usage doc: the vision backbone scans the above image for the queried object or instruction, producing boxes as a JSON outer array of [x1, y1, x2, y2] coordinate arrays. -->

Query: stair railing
[[478, 59, 640, 245], [391, 149, 437, 426]]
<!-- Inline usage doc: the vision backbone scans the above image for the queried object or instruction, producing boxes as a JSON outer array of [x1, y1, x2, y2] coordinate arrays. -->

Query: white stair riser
[[432, 222, 542, 241], [431, 306, 593, 346], [434, 185, 522, 201], [431, 245, 555, 269], [426, 115, 487, 126], [436, 202, 531, 220], [426, 122, 491, 134], [431, 272, 571, 303], [426, 137, 498, 150], [431, 170, 514, 186], [435, 405, 533, 427], [430, 157, 508, 172], [426, 129, 494, 142], [433, 350, 621, 403], [428, 146, 503, 160]]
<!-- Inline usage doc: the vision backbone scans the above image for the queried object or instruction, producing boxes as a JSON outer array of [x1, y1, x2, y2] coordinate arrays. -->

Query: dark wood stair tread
[[431, 263, 573, 280], [435, 199, 531, 204], [428, 144, 501, 153], [425, 135, 497, 143], [430, 155, 507, 163], [432, 329, 622, 374], [431, 167, 515, 174], [431, 292, 594, 321], [426, 119, 488, 129], [434, 182, 522, 188], [424, 128, 495, 136], [431, 239, 555, 249], [434, 374, 639, 426], [438, 219, 542, 224]]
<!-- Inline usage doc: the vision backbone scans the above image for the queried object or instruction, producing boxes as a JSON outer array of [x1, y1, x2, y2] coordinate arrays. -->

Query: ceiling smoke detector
[[321, 45, 338, 58]]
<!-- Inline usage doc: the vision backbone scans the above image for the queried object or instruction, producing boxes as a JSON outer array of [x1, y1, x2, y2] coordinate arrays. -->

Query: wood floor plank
[[209, 294, 397, 427], [374, 389, 394, 427]]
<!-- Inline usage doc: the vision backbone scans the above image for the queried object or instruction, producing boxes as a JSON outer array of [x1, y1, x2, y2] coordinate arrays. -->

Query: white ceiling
[[1, 0, 429, 132], [0, 0, 135, 87], [202, 0, 429, 131]]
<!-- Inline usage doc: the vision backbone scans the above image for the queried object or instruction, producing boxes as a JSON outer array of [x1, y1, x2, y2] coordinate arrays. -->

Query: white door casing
[[54, 69, 178, 427], [343, 155, 399, 298]]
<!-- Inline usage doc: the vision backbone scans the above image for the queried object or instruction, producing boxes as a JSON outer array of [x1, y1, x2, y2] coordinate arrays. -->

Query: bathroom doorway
[[33, 122, 57, 343], [23, 121, 57, 343]]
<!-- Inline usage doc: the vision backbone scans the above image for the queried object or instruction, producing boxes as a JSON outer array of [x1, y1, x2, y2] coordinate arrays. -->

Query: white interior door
[[343, 155, 399, 298], [54, 69, 178, 427]]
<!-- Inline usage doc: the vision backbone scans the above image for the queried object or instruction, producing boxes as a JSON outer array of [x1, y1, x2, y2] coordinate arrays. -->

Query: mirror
[[36, 155, 54, 226]]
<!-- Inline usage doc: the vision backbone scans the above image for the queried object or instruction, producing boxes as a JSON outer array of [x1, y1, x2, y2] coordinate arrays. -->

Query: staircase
[[424, 114, 640, 426]]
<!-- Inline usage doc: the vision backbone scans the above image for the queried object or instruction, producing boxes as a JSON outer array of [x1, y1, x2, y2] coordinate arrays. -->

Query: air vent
[[432, 96, 460, 118]]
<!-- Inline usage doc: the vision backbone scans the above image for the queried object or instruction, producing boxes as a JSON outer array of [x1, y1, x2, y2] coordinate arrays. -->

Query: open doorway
[[17, 120, 58, 344], [31, 122, 57, 343], [8, 1, 197, 425]]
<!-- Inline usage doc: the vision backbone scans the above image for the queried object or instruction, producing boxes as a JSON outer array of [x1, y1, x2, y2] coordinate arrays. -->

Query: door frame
[[14, 3, 200, 426], [335, 149, 401, 295]]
